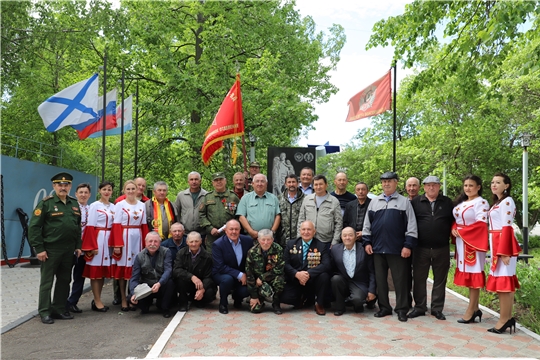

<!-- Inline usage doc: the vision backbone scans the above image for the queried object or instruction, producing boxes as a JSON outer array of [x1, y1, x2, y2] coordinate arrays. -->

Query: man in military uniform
[[246, 229, 285, 314], [29, 172, 82, 324], [199, 172, 240, 253], [278, 174, 304, 246]]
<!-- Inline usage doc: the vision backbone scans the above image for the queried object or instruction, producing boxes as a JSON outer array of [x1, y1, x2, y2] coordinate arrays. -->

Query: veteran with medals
[[29, 172, 82, 324], [199, 172, 240, 254], [281, 220, 331, 315], [246, 229, 285, 314]]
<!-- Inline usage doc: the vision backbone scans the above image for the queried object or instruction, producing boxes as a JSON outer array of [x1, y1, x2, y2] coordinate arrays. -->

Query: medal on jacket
[[307, 248, 321, 269], [290, 245, 298, 254]]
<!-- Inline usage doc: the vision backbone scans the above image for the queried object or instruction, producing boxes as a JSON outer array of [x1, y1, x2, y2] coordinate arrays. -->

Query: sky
[[293, 0, 413, 149]]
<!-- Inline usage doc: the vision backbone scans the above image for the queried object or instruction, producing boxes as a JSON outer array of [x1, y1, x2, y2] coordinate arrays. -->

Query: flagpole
[[120, 68, 125, 189], [101, 50, 107, 183], [241, 135, 248, 173], [134, 80, 139, 178], [392, 62, 397, 173]]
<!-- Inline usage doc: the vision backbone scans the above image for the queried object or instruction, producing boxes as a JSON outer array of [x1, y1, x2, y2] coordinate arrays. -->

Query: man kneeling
[[173, 231, 216, 311], [330, 227, 377, 316], [129, 232, 175, 318], [246, 229, 285, 314]]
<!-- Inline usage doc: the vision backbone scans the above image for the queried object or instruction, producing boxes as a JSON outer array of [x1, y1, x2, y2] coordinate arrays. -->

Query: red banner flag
[[345, 70, 391, 122], [201, 75, 245, 165]]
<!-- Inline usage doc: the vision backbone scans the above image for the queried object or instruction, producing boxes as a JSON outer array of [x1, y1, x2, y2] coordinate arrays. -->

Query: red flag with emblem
[[201, 75, 244, 165], [345, 70, 391, 122]]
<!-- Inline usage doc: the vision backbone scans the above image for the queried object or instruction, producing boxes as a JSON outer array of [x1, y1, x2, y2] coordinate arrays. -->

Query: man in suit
[[211, 219, 254, 314], [331, 227, 377, 316], [281, 220, 331, 315], [173, 231, 216, 311]]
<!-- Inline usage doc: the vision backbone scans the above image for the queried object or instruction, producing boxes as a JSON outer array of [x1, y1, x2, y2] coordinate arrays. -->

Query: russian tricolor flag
[[88, 95, 133, 138], [75, 89, 118, 140]]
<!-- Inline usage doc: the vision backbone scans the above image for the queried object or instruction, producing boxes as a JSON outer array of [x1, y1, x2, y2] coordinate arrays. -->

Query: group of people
[[28, 165, 520, 336]]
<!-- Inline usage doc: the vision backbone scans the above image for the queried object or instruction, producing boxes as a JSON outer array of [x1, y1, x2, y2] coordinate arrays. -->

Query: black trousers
[[176, 278, 216, 306], [136, 279, 175, 311], [373, 253, 409, 313], [412, 245, 450, 312], [330, 274, 367, 311], [67, 254, 86, 307], [281, 272, 330, 306]]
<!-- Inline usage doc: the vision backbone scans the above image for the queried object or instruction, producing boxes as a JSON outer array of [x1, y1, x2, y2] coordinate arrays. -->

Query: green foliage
[[1, 0, 345, 195]]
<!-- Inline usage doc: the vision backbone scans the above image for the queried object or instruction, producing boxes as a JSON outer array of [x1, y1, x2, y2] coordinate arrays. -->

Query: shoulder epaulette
[[68, 195, 77, 200], [43, 196, 54, 201]]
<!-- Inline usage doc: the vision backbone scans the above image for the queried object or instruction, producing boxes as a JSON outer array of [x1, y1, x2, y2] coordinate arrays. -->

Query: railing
[[1, 133, 63, 165]]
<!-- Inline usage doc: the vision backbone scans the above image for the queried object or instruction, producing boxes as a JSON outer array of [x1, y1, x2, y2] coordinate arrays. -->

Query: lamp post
[[521, 132, 531, 262]]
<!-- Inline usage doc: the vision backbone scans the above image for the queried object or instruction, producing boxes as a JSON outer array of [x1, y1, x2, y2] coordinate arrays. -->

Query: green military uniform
[[246, 242, 285, 312], [28, 173, 81, 319], [278, 190, 305, 247], [199, 189, 239, 254]]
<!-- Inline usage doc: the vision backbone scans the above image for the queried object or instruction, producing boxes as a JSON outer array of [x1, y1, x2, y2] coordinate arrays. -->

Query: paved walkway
[[2, 263, 539, 359]]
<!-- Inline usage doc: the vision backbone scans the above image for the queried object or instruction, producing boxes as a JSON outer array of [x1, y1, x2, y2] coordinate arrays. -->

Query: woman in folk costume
[[110, 180, 149, 311], [82, 181, 115, 312], [451, 174, 489, 324], [486, 173, 520, 334], [145, 181, 176, 239]]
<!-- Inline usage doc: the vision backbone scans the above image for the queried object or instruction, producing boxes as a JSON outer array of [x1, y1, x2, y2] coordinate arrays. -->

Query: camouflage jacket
[[278, 190, 305, 246], [246, 242, 285, 299]]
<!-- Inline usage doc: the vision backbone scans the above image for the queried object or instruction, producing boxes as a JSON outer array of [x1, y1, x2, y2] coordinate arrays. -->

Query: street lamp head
[[521, 132, 532, 147]]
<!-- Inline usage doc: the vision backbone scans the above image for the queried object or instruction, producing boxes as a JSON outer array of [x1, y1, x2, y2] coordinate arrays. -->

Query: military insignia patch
[[34, 209, 42, 216]]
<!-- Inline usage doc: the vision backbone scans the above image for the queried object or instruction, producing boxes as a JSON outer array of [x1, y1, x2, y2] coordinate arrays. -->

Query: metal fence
[[1, 133, 63, 165]]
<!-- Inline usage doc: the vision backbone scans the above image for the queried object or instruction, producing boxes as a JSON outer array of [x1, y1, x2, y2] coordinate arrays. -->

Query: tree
[[1, 0, 345, 196]]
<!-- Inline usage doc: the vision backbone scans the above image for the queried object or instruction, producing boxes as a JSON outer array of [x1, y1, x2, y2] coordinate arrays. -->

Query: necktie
[[303, 243, 309, 262]]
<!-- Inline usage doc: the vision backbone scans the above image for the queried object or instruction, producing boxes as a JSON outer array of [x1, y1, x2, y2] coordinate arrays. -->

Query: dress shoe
[[51, 312, 74, 320], [163, 310, 171, 318], [407, 309, 425, 318], [334, 310, 344, 316], [374, 309, 392, 318], [112, 298, 121, 306], [431, 310, 446, 320], [397, 311, 408, 322], [178, 304, 188, 312], [366, 298, 377, 309], [272, 303, 283, 315], [92, 300, 109, 312], [353, 304, 364, 313], [68, 304, 82, 313], [487, 318, 516, 334], [314, 303, 326, 316], [41, 316, 54, 324], [233, 299, 243, 309], [219, 304, 229, 314], [457, 309, 483, 324]]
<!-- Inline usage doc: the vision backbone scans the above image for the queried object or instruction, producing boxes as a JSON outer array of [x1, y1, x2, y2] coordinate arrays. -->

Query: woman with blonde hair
[[110, 180, 148, 311]]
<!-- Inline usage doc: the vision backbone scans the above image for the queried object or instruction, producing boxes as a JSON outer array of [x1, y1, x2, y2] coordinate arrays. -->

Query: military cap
[[380, 171, 398, 180], [423, 175, 441, 184], [51, 172, 73, 184], [249, 161, 261, 168], [212, 172, 226, 180]]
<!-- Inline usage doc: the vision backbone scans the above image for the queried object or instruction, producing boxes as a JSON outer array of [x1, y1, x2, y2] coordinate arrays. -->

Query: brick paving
[[2, 263, 539, 358]]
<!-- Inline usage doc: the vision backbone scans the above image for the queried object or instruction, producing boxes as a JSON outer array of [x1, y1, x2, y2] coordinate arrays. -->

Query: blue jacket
[[211, 234, 254, 279], [362, 192, 417, 255]]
